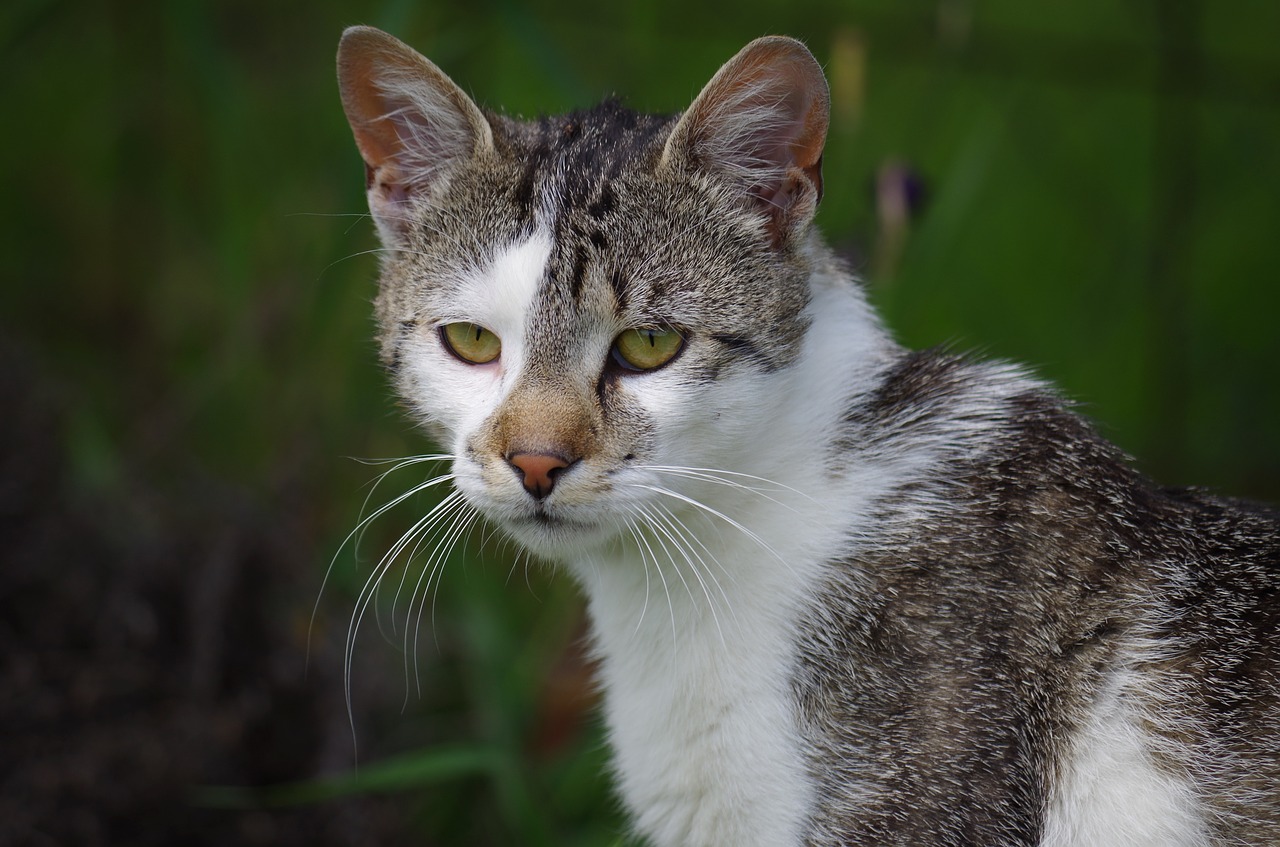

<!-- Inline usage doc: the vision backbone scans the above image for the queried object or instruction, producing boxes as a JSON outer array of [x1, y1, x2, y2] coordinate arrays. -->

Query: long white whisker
[[619, 518, 653, 638], [410, 504, 480, 699], [342, 543, 402, 750], [309, 462, 456, 663], [624, 505, 677, 647], [344, 490, 463, 725], [639, 464, 815, 508], [654, 499, 736, 588], [353, 472, 456, 569], [316, 243, 454, 279], [521, 546, 538, 595], [389, 500, 467, 699], [360, 458, 456, 643], [634, 502, 700, 623], [399, 497, 472, 703], [634, 484, 794, 577], [386, 489, 468, 629], [650, 501, 738, 628], [638, 502, 727, 647], [296, 205, 471, 242]]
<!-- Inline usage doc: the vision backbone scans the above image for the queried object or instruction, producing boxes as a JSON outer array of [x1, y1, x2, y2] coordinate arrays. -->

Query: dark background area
[[3, 1, 1278, 844]]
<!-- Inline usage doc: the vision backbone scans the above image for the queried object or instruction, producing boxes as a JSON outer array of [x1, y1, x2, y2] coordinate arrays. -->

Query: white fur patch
[[1041, 665, 1209, 847], [578, 527, 819, 847], [401, 229, 552, 438], [453, 228, 552, 370]]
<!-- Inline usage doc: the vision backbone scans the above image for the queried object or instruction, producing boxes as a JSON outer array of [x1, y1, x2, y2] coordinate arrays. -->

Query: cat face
[[337, 29, 830, 558]]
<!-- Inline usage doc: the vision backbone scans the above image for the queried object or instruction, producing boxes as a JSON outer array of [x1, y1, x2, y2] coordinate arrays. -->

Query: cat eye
[[440, 322, 501, 364], [611, 327, 685, 372]]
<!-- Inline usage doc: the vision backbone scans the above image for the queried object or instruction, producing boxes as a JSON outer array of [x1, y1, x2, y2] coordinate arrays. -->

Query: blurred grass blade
[[196, 743, 501, 808]]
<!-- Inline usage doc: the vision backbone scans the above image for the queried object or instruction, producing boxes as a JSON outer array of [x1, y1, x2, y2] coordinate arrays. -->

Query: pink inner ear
[[665, 37, 830, 245], [347, 91, 426, 235], [347, 87, 436, 192], [340, 53, 405, 171], [338, 27, 493, 240], [720, 75, 828, 240]]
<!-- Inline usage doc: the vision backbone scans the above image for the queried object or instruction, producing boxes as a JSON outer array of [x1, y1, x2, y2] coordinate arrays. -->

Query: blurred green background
[[4, 0, 1278, 845]]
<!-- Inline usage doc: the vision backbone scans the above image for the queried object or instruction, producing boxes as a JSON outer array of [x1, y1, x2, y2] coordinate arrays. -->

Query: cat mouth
[[514, 507, 587, 530], [501, 504, 615, 551]]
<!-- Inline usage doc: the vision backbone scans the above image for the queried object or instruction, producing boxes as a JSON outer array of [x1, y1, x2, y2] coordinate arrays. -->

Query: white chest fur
[[570, 507, 822, 847]]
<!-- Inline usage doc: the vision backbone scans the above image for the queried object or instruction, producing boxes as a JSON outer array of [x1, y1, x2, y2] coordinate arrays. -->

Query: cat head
[[337, 28, 832, 557]]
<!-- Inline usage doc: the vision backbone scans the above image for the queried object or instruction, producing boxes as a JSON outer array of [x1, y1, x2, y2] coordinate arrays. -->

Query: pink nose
[[507, 452, 572, 500]]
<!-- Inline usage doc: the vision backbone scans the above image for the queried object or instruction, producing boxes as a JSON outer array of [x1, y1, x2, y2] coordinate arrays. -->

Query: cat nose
[[507, 452, 573, 500]]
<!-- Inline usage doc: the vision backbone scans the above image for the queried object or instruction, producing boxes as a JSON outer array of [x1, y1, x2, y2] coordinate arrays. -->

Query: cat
[[335, 26, 1279, 847]]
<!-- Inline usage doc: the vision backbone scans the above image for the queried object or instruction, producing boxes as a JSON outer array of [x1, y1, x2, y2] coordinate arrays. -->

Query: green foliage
[[5, 0, 1278, 843]]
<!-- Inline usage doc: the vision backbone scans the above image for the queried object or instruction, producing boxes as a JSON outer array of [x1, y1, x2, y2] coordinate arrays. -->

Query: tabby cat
[[336, 27, 1279, 846]]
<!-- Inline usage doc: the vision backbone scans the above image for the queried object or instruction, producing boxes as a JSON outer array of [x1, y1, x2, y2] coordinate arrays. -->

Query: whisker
[[406, 500, 479, 701], [343, 455, 455, 560], [638, 502, 728, 646], [348, 453, 455, 469], [375, 500, 456, 651], [654, 499, 736, 587], [308, 458, 454, 667], [620, 518, 653, 638], [291, 207, 469, 241], [344, 491, 465, 728], [623, 505, 678, 647], [638, 463, 816, 507], [520, 546, 539, 595], [651, 501, 738, 625], [634, 483, 794, 577], [417, 505, 482, 685], [316, 244, 446, 280], [341, 544, 401, 750], [635, 502, 698, 614], [386, 490, 468, 632], [355, 456, 455, 644], [505, 541, 542, 600], [283, 209, 379, 236]]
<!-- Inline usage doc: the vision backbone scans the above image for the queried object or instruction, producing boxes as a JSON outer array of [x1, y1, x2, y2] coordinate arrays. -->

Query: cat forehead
[[481, 102, 683, 269], [434, 103, 710, 315], [489, 99, 677, 213]]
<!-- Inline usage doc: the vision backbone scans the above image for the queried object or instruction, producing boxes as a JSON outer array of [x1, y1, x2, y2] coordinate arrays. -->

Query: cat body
[[336, 28, 1279, 846]]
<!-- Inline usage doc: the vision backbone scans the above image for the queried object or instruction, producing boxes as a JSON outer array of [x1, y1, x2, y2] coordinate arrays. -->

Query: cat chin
[[455, 480, 625, 557], [490, 510, 621, 559]]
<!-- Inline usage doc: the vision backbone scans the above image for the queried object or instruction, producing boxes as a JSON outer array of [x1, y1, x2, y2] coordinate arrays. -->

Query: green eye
[[440, 322, 501, 364], [611, 327, 684, 372]]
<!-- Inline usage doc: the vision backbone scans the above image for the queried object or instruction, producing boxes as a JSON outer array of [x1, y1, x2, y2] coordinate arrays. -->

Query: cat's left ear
[[663, 37, 829, 248], [337, 26, 494, 247]]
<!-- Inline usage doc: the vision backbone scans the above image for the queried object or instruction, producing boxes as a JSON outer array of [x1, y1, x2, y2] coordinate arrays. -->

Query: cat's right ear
[[662, 37, 829, 249], [337, 27, 493, 246]]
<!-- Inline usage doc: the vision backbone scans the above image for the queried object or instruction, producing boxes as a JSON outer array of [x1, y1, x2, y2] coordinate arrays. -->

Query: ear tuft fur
[[663, 37, 830, 247], [337, 26, 493, 245]]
